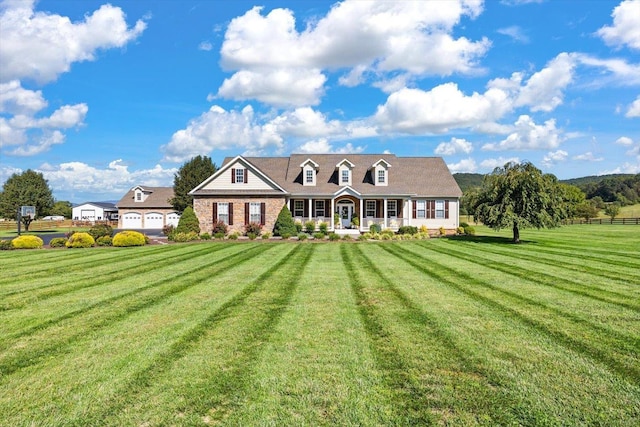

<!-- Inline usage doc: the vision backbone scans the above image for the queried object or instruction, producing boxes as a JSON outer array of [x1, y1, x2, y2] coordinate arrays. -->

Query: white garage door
[[144, 212, 164, 229], [166, 212, 180, 227], [122, 212, 142, 229], [81, 209, 96, 220]]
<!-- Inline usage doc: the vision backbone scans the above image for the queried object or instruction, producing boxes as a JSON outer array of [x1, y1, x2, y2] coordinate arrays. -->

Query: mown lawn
[[0, 225, 638, 426]]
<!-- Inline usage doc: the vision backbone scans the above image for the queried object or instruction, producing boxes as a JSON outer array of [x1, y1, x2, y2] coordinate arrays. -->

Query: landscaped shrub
[[295, 221, 303, 233], [213, 232, 225, 239], [96, 236, 113, 246], [113, 230, 146, 247], [168, 231, 198, 243], [247, 232, 257, 240], [11, 235, 44, 249], [328, 232, 340, 241], [0, 239, 14, 250], [439, 226, 446, 236], [342, 234, 353, 241], [463, 226, 476, 235], [245, 222, 262, 236], [460, 222, 470, 228], [65, 232, 95, 248], [369, 223, 382, 233], [417, 232, 430, 240], [49, 237, 68, 248], [200, 233, 211, 240], [318, 222, 328, 235], [273, 205, 297, 237], [228, 232, 239, 240], [88, 224, 113, 240], [211, 220, 228, 236], [281, 232, 292, 239], [419, 225, 429, 234], [297, 233, 308, 241], [313, 232, 325, 240], [162, 224, 175, 236], [398, 226, 418, 235], [262, 231, 272, 239], [175, 206, 200, 235], [304, 220, 316, 234], [457, 226, 465, 235]]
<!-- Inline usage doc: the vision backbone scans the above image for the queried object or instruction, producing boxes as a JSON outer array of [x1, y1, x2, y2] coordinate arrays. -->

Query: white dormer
[[371, 158, 391, 186], [133, 186, 149, 202], [336, 158, 355, 186], [300, 158, 319, 186]]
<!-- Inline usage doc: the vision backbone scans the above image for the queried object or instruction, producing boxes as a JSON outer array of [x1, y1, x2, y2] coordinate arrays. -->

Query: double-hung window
[[249, 202, 261, 223], [315, 200, 325, 218], [218, 202, 229, 224], [341, 170, 349, 184], [293, 200, 304, 217], [435, 200, 445, 218], [235, 168, 245, 183], [378, 170, 385, 183], [387, 200, 397, 218], [366, 200, 376, 218], [306, 169, 314, 184], [416, 200, 426, 218]]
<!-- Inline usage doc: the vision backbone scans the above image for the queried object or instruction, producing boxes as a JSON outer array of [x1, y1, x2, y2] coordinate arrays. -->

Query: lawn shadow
[[445, 235, 537, 245]]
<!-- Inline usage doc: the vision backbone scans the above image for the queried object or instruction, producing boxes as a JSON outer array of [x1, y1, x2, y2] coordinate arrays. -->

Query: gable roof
[[116, 186, 174, 209], [206, 154, 461, 198], [73, 201, 117, 210]]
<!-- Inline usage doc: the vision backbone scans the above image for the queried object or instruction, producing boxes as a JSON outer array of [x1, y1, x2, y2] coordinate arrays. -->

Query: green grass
[[0, 226, 638, 426]]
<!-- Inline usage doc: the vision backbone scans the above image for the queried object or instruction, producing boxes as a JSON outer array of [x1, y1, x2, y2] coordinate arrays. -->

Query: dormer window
[[136, 192, 142, 201], [300, 158, 319, 186], [341, 169, 349, 183], [336, 158, 355, 186], [377, 170, 386, 183], [372, 158, 391, 187]]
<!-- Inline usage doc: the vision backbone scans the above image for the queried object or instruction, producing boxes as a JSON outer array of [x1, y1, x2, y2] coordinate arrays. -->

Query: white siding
[[201, 162, 279, 191]]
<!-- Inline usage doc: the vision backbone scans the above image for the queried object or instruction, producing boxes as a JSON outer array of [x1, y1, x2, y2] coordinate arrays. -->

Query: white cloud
[[626, 96, 640, 117], [482, 115, 562, 151], [40, 159, 177, 197], [616, 136, 634, 146], [268, 107, 343, 138], [435, 137, 473, 155], [0, 80, 47, 114], [295, 138, 365, 154], [480, 157, 520, 170], [198, 41, 213, 51], [374, 83, 510, 134], [6, 130, 65, 156], [600, 162, 640, 174], [0, 1, 147, 84], [447, 158, 477, 173], [573, 152, 604, 162], [515, 52, 576, 112], [217, 1, 490, 106], [542, 149, 568, 167], [597, 0, 640, 51], [497, 26, 529, 43], [575, 54, 640, 86]]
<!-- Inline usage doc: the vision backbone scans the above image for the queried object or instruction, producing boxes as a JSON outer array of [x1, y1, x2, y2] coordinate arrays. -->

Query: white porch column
[[331, 198, 335, 231], [359, 198, 363, 232], [407, 198, 411, 226], [308, 198, 313, 222], [383, 198, 388, 229]]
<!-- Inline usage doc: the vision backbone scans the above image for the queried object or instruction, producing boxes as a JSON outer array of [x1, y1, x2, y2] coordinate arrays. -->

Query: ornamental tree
[[0, 170, 54, 230], [169, 155, 217, 213], [472, 162, 570, 243]]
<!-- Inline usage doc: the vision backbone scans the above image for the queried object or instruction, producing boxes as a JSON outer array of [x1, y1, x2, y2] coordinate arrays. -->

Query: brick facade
[[194, 196, 286, 235]]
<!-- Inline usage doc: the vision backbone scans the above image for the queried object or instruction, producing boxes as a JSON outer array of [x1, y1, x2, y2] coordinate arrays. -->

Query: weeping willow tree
[[472, 162, 570, 243]]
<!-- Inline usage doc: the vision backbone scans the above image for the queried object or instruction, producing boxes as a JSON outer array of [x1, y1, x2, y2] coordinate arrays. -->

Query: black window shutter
[[229, 203, 234, 225], [212, 203, 218, 221], [231, 168, 236, 183], [244, 169, 248, 184], [412, 200, 417, 219], [445, 200, 449, 219], [245, 202, 250, 224], [260, 203, 266, 226]]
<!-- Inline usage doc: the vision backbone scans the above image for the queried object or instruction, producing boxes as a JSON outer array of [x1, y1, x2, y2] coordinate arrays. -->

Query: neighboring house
[[116, 186, 180, 229], [190, 154, 462, 235], [72, 202, 118, 222]]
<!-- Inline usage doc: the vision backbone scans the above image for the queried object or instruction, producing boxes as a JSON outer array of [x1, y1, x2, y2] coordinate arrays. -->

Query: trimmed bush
[[65, 232, 95, 248], [457, 226, 465, 235], [247, 232, 257, 240], [175, 206, 200, 235], [273, 205, 297, 237], [49, 237, 68, 248], [211, 220, 228, 236], [200, 233, 211, 240], [342, 234, 353, 241], [419, 225, 429, 234], [398, 226, 418, 235], [318, 222, 328, 235], [245, 222, 262, 236], [328, 233, 340, 241], [96, 236, 113, 246], [304, 220, 316, 234], [262, 232, 272, 239], [88, 224, 113, 240], [439, 226, 446, 236], [0, 239, 14, 250], [162, 224, 175, 236], [169, 232, 198, 243], [297, 233, 308, 241], [213, 232, 225, 239], [228, 232, 239, 240], [464, 226, 476, 236], [113, 230, 146, 247], [281, 232, 292, 239], [313, 232, 325, 240], [369, 223, 382, 234], [12, 235, 44, 249]]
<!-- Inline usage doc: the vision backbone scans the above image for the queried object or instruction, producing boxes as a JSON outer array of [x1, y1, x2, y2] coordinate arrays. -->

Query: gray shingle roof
[[219, 154, 462, 197], [116, 186, 175, 208]]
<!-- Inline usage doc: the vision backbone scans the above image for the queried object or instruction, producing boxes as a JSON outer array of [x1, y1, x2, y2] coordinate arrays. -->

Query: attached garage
[[144, 212, 164, 229], [167, 212, 180, 227], [121, 212, 142, 229]]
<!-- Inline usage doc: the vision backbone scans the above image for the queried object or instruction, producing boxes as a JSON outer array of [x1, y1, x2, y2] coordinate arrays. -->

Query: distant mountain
[[452, 173, 484, 192], [560, 174, 634, 187]]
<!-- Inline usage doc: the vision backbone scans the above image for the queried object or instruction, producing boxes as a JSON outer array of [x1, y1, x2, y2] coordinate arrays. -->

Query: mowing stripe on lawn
[[448, 239, 640, 285], [0, 244, 229, 308], [343, 244, 526, 425], [424, 241, 639, 312], [0, 244, 276, 376], [379, 244, 640, 383], [86, 244, 315, 426]]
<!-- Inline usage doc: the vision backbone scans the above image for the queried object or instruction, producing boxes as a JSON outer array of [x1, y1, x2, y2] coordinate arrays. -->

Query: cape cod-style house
[[190, 154, 462, 235]]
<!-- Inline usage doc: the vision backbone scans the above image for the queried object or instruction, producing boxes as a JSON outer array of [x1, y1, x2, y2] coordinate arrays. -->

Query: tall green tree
[[169, 155, 217, 213], [50, 200, 72, 218], [0, 170, 55, 230], [604, 203, 621, 223], [472, 162, 569, 243]]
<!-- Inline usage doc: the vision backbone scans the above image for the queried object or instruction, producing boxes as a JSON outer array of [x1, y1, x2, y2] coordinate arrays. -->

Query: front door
[[337, 203, 353, 228]]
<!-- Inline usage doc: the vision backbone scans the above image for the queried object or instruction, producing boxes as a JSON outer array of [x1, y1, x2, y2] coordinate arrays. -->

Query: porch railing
[[362, 217, 408, 231]]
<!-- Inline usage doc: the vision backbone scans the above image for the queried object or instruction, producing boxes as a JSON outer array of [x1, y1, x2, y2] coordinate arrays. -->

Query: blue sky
[[1, 0, 639, 203]]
